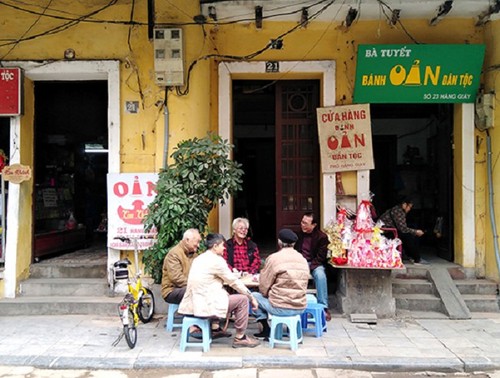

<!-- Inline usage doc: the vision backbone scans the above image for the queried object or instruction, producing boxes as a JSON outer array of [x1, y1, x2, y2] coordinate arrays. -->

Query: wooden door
[[275, 80, 320, 233]]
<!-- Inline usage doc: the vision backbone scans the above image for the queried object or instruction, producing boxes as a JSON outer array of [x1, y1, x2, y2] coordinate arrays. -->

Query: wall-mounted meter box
[[154, 28, 184, 86]]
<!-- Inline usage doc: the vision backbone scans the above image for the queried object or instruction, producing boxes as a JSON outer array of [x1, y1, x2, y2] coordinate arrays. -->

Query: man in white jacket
[[179, 233, 260, 348]]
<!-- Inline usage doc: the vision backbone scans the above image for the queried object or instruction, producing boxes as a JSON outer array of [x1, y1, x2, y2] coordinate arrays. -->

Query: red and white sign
[[0, 68, 22, 116], [316, 104, 374, 173], [107, 173, 158, 250]]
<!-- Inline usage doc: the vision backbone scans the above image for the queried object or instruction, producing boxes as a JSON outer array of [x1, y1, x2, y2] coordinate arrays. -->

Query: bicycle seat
[[114, 259, 131, 268]]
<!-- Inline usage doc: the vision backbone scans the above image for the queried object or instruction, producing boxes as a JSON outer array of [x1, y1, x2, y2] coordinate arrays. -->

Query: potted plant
[[142, 132, 244, 285]]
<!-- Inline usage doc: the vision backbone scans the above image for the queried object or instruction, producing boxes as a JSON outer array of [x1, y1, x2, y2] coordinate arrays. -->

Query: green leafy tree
[[142, 133, 244, 283]]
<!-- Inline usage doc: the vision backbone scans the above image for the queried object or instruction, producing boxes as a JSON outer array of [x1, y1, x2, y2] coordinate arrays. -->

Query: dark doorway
[[233, 81, 276, 248], [233, 80, 320, 253], [370, 103, 453, 261], [0, 117, 9, 166], [33, 81, 108, 260]]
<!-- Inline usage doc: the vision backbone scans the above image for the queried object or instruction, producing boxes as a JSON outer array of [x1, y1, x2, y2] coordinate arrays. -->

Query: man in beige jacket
[[179, 233, 260, 348], [251, 228, 310, 340]]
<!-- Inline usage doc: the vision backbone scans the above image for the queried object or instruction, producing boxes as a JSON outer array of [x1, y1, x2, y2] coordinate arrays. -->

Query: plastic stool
[[301, 302, 327, 338], [306, 294, 317, 303], [165, 303, 182, 332], [268, 314, 303, 351], [179, 316, 212, 352]]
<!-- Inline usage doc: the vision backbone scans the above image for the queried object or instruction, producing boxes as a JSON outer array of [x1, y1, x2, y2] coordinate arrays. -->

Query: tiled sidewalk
[[1, 312, 500, 372]]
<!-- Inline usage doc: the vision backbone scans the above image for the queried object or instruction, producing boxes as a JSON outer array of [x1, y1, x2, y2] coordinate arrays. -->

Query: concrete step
[[0, 296, 121, 316], [30, 262, 107, 279], [394, 293, 444, 313], [20, 278, 109, 297], [462, 294, 500, 312], [454, 279, 499, 295], [392, 278, 434, 295]]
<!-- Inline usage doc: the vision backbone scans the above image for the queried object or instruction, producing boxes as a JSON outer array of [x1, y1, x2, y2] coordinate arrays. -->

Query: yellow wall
[[482, 19, 500, 280], [0, 0, 498, 292], [15, 78, 35, 283]]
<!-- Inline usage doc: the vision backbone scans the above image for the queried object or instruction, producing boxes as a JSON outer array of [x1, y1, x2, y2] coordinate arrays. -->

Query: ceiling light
[[208, 6, 217, 22], [255, 6, 263, 29], [389, 9, 401, 27], [345, 7, 358, 28], [476, 0, 500, 26], [300, 7, 308, 27], [429, 0, 453, 26], [64, 48, 75, 60]]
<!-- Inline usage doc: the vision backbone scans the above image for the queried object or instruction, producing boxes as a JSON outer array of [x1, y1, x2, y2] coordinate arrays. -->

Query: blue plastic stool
[[268, 314, 303, 351], [306, 294, 318, 303], [179, 316, 212, 352], [301, 302, 327, 338], [165, 303, 182, 332]]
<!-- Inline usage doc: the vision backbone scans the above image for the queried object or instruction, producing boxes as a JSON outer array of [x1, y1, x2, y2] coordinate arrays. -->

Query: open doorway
[[370, 103, 454, 261], [232, 80, 321, 254], [33, 81, 108, 260], [233, 81, 276, 251]]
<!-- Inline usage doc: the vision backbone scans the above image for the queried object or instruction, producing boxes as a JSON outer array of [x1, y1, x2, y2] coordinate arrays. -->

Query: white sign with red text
[[107, 173, 158, 250], [316, 104, 374, 173]]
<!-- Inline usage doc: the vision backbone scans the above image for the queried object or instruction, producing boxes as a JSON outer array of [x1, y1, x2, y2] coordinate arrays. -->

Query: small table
[[239, 274, 259, 288], [330, 263, 404, 318]]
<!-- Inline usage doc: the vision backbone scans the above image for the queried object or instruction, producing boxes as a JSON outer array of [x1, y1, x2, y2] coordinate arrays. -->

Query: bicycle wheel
[[124, 308, 137, 349], [138, 287, 155, 323]]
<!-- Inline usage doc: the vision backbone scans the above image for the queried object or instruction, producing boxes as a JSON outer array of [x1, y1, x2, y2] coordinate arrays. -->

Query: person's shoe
[[232, 334, 260, 348], [189, 326, 203, 340], [253, 330, 269, 341], [414, 258, 430, 265], [324, 308, 332, 322], [212, 327, 232, 339]]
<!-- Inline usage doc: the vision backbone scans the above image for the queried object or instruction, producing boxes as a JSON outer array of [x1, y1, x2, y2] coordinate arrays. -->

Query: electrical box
[[153, 28, 184, 87], [475, 93, 495, 131]]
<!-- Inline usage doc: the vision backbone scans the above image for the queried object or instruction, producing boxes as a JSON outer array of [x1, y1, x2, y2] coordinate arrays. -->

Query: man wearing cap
[[251, 228, 310, 340], [295, 212, 332, 321]]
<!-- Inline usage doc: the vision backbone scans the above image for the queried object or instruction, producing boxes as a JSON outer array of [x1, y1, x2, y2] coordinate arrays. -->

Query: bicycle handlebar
[[114, 236, 131, 243]]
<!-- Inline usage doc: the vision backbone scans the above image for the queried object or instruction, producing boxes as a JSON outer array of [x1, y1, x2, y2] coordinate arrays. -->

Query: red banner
[[0, 68, 22, 116]]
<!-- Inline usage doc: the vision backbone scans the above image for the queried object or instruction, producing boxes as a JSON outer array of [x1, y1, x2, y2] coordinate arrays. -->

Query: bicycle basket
[[113, 259, 130, 280]]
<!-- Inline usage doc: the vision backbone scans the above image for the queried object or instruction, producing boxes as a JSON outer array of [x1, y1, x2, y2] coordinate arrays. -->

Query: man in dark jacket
[[295, 212, 332, 321]]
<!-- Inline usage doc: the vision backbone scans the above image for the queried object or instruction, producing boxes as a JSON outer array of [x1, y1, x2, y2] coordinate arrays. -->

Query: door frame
[[2, 60, 120, 298], [218, 61, 335, 236]]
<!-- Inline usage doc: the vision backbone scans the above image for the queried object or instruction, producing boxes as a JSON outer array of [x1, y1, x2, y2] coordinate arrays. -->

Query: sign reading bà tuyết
[[316, 104, 374, 173], [353, 44, 485, 104], [0, 68, 23, 116]]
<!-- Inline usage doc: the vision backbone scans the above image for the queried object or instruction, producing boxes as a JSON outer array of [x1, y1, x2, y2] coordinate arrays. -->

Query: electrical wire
[[0, 0, 118, 48], [0, 0, 53, 60], [175, 0, 336, 96], [375, 0, 420, 44]]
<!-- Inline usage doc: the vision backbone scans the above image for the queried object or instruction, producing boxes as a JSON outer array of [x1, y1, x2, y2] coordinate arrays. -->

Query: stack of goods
[[325, 200, 403, 268]]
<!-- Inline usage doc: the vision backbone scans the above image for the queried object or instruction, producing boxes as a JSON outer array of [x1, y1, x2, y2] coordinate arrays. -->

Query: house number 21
[[265, 61, 279, 73]]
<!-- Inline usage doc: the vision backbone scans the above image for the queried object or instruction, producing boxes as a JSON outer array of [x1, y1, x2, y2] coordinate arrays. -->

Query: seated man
[[161, 228, 201, 305], [161, 228, 227, 338], [223, 217, 261, 274], [179, 233, 260, 348], [295, 212, 332, 321], [379, 196, 425, 264], [251, 229, 310, 340]]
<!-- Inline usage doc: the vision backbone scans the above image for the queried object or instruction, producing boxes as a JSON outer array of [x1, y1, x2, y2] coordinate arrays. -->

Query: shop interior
[[232, 80, 453, 261], [33, 81, 108, 260], [0, 117, 9, 262]]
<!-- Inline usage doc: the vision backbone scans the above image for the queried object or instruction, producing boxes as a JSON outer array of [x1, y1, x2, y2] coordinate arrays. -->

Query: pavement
[[1, 311, 500, 373]]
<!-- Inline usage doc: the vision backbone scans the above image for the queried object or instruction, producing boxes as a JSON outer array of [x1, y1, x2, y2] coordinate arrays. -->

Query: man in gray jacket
[[251, 228, 310, 340]]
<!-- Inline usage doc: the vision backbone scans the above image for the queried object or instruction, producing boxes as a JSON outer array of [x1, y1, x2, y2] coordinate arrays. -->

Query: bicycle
[[112, 236, 155, 349]]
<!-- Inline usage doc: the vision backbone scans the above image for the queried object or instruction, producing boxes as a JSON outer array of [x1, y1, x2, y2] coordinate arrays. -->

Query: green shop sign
[[353, 44, 485, 104]]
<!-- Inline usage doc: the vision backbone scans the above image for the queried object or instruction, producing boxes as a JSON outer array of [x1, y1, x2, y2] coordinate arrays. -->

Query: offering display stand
[[331, 263, 404, 318]]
